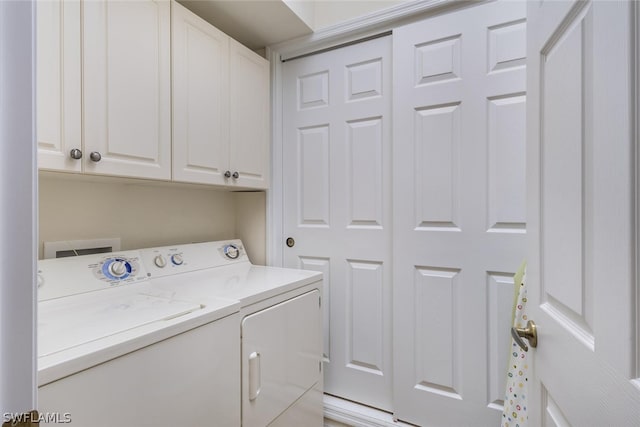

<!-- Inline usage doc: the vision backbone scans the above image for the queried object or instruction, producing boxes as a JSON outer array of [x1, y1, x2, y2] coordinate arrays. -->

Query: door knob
[[511, 320, 537, 352], [232, 171, 239, 179], [286, 237, 295, 247], [224, 171, 231, 178]]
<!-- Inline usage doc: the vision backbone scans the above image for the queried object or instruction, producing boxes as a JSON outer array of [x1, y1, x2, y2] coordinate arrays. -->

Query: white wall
[[283, 0, 315, 28], [39, 174, 266, 264]]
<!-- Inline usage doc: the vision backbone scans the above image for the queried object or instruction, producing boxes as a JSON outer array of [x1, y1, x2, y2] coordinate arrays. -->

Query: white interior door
[[393, 1, 527, 425], [527, 0, 640, 424], [282, 36, 393, 410]]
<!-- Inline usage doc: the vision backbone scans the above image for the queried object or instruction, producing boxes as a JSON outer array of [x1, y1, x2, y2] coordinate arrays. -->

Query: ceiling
[[178, 0, 314, 51]]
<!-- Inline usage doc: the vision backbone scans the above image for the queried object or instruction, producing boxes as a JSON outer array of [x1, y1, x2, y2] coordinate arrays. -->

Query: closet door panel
[[282, 36, 393, 411], [393, 1, 526, 425]]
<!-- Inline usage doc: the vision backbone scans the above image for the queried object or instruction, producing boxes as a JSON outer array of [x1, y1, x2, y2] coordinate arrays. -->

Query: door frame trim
[[634, 0, 640, 381], [0, 0, 38, 414]]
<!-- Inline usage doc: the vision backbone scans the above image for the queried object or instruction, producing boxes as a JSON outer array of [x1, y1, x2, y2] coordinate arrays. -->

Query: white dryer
[[140, 240, 324, 427]]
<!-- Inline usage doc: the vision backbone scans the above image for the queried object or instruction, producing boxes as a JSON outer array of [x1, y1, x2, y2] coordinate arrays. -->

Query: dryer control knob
[[154, 255, 167, 268], [224, 244, 240, 259], [171, 254, 184, 266], [109, 260, 128, 278]]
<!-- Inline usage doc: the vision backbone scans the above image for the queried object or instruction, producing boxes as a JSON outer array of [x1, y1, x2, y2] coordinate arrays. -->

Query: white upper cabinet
[[172, 2, 269, 189], [229, 39, 270, 189], [37, 0, 82, 172], [37, 0, 268, 188], [172, 2, 230, 185], [83, 0, 171, 180]]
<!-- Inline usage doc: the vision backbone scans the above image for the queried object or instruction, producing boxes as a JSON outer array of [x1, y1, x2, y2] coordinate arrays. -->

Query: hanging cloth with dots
[[501, 262, 528, 427]]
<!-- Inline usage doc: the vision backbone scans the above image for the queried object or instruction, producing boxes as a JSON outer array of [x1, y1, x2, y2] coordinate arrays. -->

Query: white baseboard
[[323, 395, 415, 427]]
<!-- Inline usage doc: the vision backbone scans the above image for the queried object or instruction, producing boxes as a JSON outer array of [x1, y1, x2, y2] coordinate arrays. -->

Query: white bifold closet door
[[393, 1, 526, 425], [281, 1, 526, 422], [282, 36, 393, 410]]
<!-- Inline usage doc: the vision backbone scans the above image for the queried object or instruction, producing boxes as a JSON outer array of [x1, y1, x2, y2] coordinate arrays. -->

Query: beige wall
[[38, 173, 266, 264], [235, 192, 267, 265]]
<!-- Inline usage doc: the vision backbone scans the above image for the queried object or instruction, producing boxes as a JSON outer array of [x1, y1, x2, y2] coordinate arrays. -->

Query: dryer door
[[242, 289, 322, 427]]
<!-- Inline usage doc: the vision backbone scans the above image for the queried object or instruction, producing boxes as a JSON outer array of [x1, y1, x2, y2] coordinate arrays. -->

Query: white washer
[[140, 240, 324, 427], [37, 249, 240, 426]]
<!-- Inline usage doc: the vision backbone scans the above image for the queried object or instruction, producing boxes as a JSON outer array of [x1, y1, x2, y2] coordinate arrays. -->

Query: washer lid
[[39, 285, 202, 357]]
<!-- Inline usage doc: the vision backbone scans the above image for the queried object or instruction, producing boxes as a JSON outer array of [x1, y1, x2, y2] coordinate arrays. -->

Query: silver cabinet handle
[[89, 152, 102, 162], [69, 148, 82, 160], [232, 171, 239, 179], [224, 171, 231, 178]]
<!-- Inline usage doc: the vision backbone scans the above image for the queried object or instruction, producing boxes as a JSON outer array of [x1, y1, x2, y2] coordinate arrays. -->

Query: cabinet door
[[83, 0, 171, 180], [37, 0, 81, 172], [242, 290, 322, 427], [229, 39, 270, 189], [172, 2, 230, 185]]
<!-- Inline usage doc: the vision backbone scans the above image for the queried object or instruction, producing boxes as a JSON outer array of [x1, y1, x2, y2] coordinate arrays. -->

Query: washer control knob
[[154, 255, 167, 268], [171, 254, 184, 266], [109, 260, 128, 278]]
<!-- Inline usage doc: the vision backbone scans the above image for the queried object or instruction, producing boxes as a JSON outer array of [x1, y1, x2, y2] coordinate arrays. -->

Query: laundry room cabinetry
[[171, 2, 230, 185], [36, 0, 82, 172], [37, 0, 171, 180], [82, 0, 171, 179], [228, 39, 270, 189], [38, 0, 268, 188], [172, 2, 270, 189]]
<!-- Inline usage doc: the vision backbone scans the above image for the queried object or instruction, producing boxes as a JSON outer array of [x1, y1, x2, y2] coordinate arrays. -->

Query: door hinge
[[319, 361, 322, 372], [319, 296, 322, 308]]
